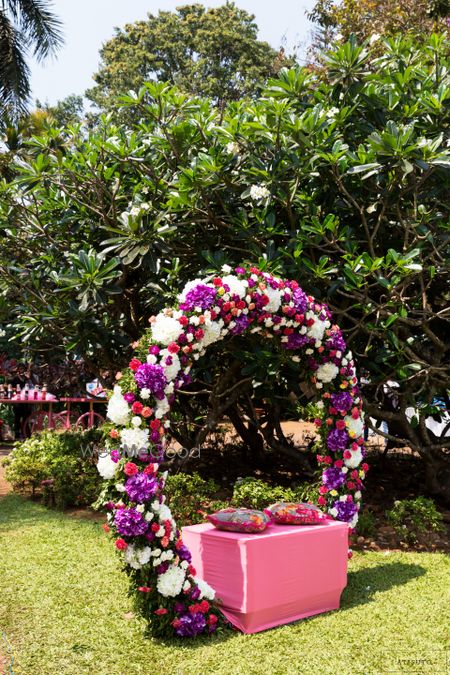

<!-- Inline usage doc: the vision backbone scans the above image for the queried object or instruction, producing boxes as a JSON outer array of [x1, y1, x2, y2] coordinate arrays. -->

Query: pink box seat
[[182, 521, 348, 634]]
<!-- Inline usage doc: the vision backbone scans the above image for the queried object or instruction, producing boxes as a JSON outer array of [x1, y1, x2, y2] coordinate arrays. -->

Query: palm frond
[[3, 0, 63, 60], [0, 9, 30, 115]]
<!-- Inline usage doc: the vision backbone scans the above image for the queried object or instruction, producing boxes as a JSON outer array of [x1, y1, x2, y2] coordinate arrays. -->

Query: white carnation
[[316, 362, 339, 383], [156, 564, 186, 597], [151, 313, 182, 345], [221, 275, 246, 298], [160, 350, 180, 381], [345, 415, 365, 438], [306, 314, 327, 342], [120, 427, 150, 453], [124, 545, 152, 569], [107, 388, 130, 425], [264, 286, 282, 313], [96, 453, 117, 480], [140, 388, 151, 400], [155, 398, 170, 419], [200, 320, 223, 347], [344, 447, 363, 469], [193, 577, 216, 600]]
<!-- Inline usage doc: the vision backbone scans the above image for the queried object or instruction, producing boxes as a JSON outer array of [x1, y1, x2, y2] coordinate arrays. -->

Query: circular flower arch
[[97, 264, 368, 638]]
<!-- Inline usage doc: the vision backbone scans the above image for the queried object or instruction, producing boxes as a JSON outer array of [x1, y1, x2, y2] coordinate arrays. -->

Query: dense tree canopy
[[308, 0, 450, 51], [86, 2, 289, 113], [0, 0, 63, 117], [1, 35, 449, 495]]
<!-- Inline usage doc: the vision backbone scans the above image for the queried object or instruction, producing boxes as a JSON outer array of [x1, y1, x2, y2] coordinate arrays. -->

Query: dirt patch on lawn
[[0, 444, 12, 498]]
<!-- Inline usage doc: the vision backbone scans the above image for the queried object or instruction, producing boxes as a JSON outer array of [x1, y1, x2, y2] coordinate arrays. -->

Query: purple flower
[[110, 449, 121, 463], [125, 473, 158, 502], [114, 508, 148, 537], [155, 562, 170, 575], [235, 267, 245, 275], [174, 602, 185, 613], [179, 284, 217, 311], [282, 333, 309, 350], [333, 499, 358, 523], [292, 288, 308, 313], [326, 331, 346, 352], [135, 363, 167, 399], [189, 586, 201, 601], [123, 392, 135, 403], [323, 467, 346, 490], [177, 544, 192, 563], [229, 314, 249, 335], [330, 392, 353, 413], [327, 428, 349, 451], [149, 345, 160, 355], [174, 613, 207, 637]]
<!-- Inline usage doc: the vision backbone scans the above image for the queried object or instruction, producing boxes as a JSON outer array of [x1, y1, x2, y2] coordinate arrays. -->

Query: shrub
[[232, 477, 320, 511], [355, 509, 376, 538], [3, 428, 103, 508], [386, 496, 444, 544], [164, 472, 227, 525]]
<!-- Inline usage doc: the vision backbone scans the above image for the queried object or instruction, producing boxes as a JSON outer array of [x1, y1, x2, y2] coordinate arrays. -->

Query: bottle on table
[[7, 384, 13, 399], [41, 384, 47, 400], [0, 384, 4, 398], [24, 384, 29, 400], [16, 384, 21, 398], [33, 385, 40, 400]]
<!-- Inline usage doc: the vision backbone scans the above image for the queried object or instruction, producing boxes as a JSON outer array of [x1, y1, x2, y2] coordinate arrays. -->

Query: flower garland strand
[[97, 264, 368, 638]]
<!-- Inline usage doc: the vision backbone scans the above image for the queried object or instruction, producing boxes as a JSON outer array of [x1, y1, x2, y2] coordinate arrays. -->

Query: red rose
[[336, 420, 346, 430], [141, 406, 153, 418], [132, 401, 143, 414], [318, 496, 327, 506], [155, 608, 168, 616], [109, 429, 119, 439], [129, 358, 142, 372], [124, 462, 138, 476], [194, 329, 204, 340], [343, 450, 352, 459], [151, 522, 160, 532], [208, 614, 218, 625], [362, 463, 369, 472], [178, 316, 188, 326], [115, 538, 128, 550], [172, 619, 182, 628], [150, 419, 160, 430], [167, 342, 180, 354], [102, 523, 110, 533], [200, 600, 210, 613], [144, 464, 155, 475], [213, 277, 222, 286], [138, 586, 152, 593], [188, 565, 196, 576]]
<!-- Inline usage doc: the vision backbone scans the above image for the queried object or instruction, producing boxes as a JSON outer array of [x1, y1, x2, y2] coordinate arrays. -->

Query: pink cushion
[[265, 502, 329, 525], [207, 508, 271, 533]]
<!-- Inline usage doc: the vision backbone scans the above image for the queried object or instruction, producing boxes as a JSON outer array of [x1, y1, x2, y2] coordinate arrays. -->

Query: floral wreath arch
[[97, 264, 368, 638]]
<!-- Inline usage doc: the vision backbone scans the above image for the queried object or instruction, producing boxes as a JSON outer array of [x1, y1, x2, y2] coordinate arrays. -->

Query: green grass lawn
[[0, 495, 448, 675]]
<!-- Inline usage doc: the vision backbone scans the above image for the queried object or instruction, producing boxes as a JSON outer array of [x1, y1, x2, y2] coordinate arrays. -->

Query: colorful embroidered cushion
[[207, 508, 271, 533], [265, 502, 329, 525]]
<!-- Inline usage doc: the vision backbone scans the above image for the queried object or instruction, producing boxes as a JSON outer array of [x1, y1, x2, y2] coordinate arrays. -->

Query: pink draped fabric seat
[[182, 520, 348, 633]]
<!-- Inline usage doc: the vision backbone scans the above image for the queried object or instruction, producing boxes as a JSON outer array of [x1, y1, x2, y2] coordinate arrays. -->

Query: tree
[[308, 0, 450, 51], [86, 2, 289, 113], [0, 0, 63, 117], [1, 35, 449, 497], [36, 94, 84, 127]]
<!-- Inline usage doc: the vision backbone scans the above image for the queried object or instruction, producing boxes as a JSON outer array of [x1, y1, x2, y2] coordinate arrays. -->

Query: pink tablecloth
[[182, 520, 348, 634]]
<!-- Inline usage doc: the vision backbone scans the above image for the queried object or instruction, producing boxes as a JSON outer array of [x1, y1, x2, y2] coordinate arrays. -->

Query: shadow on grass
[[340, 559, 427, 610]]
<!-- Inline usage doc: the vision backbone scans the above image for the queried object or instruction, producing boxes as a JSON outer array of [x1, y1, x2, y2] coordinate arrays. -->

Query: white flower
[[120, 427, 150, 453], [156, 564, 186, 597], [152, 500, 160, 511], [159, 350, 180, 381], [158, 504, 173, 522], [344, 447, 363, 469], [354, 491, 362, 501], [107, 387, 130, 425], [131, 416, 142, 427], [316, 362, 339, 383], [144, 512, 154, 522], [345, 415, 364, 438], [151, 313, 182, 345], [326, 107, 339, 119], [155, 398, 170, 418], [329, 507, 338, 518], [349, 514, 359, 528], [306, 314, 328, 342], [156, 525, 165, 537], [140, 388, 151, 400], [226, 142, 239, 155], [136, 504, 145, 513], [124, 545, 152, 569], [180, 560, 189, 569], [221, 275, 246, 298], [249, 184, 270, 202], [193, 577, 216, 600], [316, 401, 324, 410], [96, 453, 117, 480], [200, 320, 223, 347], [264, 286, 282, 313], [221, 264, 232, 273], [183, 580, 191, 592]]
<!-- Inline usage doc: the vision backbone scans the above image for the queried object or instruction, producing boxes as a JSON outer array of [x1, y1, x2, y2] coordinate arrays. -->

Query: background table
[[183, 520, 349, 634], [0, 397, 59, 436]]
